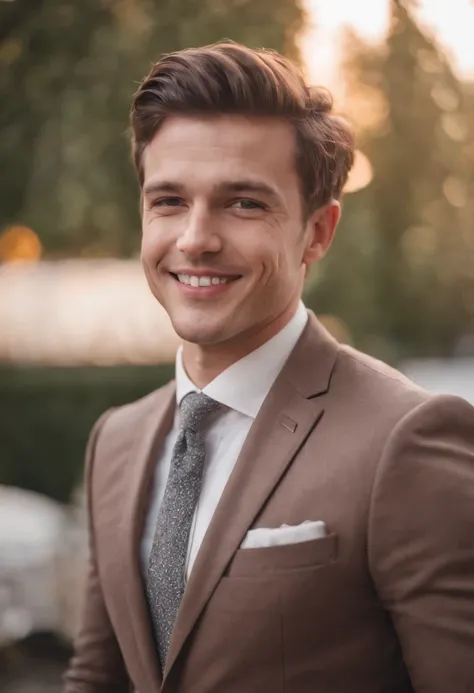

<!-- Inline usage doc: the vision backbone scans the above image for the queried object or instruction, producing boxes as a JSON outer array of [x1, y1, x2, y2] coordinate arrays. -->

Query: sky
[[301, 0, 474, 88]]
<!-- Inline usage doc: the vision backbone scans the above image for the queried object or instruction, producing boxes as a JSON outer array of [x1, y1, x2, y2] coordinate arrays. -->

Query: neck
[[182, 301, 300, 389]]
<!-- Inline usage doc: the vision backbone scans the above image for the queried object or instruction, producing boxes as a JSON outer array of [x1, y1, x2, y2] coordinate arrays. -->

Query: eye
[[231, 199, 266, 211], [152, 196, 184, 208]]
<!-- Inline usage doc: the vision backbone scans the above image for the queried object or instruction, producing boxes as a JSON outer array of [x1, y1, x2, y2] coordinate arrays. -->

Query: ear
[[302, 200, 341, 269]]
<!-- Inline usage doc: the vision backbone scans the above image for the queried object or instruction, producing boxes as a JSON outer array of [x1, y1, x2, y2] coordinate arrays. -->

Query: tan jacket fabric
[[64, 315, 474, 693]]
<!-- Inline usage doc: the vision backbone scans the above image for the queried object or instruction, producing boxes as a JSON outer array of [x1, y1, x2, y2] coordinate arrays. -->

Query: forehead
[[142, 114, 299, 192]]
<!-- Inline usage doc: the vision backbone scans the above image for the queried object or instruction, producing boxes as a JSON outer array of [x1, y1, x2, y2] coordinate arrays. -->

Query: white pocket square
[[240, 520, 327, 549]]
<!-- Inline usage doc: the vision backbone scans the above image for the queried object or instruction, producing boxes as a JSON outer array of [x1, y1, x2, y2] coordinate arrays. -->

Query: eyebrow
[[142, 180, 185, 196], [142, 178, 282, 203], [218, 180, 280, 200]]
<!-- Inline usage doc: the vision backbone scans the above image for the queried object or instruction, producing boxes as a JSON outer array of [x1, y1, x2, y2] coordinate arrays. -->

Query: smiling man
[[139, 111, 339, 380], [64, 43, 474, 693]]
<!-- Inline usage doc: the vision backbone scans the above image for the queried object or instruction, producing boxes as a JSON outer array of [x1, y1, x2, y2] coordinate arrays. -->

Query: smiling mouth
[[170, 273, 241, 287]]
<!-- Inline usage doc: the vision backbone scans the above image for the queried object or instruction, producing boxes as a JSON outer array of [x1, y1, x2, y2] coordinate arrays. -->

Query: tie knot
[[179, 392, 220, 432]]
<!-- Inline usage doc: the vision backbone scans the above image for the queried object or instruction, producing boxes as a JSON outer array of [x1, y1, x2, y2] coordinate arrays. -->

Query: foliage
[[0, 364, 174, 502], [0, 0, 305, 257], [306, 1, 474, 361]]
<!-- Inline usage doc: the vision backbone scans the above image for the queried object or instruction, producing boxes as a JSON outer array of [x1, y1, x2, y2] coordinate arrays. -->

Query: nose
[[176, 206, 222, 257]]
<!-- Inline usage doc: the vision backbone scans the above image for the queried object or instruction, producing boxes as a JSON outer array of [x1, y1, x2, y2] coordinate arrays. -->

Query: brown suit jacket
[[64, 315, 474, 693]]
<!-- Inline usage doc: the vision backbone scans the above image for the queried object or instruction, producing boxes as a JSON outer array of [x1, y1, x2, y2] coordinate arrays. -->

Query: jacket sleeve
[[369, 394, 474, 692], [63, 410, 129, 693]]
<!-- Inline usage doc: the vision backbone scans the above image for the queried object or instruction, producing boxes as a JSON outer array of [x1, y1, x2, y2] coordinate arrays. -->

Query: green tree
[[309, 0, 474, 361], [0, 0, 305, 257]]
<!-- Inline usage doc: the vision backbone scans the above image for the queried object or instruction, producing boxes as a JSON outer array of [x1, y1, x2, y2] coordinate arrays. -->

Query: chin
[[171, 316, 229, 346]]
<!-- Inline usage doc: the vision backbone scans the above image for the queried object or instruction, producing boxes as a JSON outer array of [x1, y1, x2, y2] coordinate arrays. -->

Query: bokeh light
[[0, 225, 42, 263], [344, 150, 373, 194]]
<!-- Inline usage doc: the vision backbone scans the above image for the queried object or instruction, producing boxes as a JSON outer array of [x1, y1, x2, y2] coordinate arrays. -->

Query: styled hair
[[130, 42, 355, 216]]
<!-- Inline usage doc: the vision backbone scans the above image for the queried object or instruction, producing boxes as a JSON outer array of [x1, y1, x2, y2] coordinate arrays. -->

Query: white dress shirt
[[141, 302, 308, 579]]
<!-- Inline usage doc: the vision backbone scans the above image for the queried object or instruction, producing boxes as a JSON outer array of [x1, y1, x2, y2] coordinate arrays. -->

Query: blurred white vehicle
[[401, 358, 474, 405], [0, 486, 87, 648]]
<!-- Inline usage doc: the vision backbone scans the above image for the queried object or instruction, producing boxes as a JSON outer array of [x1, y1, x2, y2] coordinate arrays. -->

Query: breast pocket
[[226, 532, 338, 579], [201, 533, 338, 693]]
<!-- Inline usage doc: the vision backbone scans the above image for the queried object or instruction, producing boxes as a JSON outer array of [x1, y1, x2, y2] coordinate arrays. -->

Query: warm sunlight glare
[[344, 151, 373, 194], [301, 0, 474, 89]]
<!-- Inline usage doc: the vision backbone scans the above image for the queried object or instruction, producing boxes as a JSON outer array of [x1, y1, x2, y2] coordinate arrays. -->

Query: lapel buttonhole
[[279, 416, 298, 433]]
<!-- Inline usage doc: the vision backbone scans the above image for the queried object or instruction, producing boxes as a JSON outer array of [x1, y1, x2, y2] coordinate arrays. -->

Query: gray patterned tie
[[147, 391, 221, 670]]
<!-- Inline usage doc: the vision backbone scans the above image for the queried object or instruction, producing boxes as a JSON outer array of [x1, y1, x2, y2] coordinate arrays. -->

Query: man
[[64, 43, 474, 693]]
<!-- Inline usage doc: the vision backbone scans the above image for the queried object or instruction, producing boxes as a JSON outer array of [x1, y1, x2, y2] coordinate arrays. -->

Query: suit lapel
[[164, 314, 339, 681], [120, 381, 176, 693]]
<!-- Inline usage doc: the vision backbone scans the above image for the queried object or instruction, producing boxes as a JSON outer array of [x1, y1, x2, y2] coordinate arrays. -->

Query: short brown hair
[[130, 42, 355, 216]]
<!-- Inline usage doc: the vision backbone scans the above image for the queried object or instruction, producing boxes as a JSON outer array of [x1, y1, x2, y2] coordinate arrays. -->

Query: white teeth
[[176, 274, 230, 287]]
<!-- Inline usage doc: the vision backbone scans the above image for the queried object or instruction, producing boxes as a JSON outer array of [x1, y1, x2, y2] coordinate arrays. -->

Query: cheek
[[241, 223, 282, 273], [258, 228, 298, 280], [267, 238, 305, 286], [141, 219, 169, 265]]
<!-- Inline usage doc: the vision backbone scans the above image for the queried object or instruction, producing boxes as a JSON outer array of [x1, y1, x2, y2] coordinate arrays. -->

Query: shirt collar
[[175, 301, 308, 419]]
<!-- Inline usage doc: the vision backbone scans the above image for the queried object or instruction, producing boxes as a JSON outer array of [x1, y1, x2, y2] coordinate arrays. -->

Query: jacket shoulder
[[95, 380, 175, 452], [334, 343, 431, 413]]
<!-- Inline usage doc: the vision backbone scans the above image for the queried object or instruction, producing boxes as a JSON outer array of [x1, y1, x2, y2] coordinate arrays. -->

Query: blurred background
[[1, 0, 474, 689]]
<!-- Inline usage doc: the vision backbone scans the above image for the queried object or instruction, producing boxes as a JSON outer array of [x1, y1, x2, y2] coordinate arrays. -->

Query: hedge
[[0, 364, 174, 503]]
